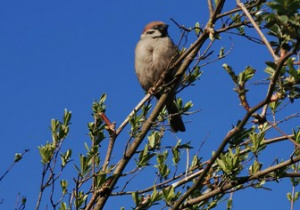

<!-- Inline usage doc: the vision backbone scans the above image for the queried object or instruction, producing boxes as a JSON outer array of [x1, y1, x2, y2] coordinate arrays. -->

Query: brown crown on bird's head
[[142, 21, 168, 34]]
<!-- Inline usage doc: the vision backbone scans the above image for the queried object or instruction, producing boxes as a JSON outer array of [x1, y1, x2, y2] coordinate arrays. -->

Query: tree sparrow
[[135, 21, 185, 132]]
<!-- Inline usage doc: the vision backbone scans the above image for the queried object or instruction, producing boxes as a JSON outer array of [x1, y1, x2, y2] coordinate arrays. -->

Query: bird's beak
[[159, 24, 169, 31], [159, 24, 169, 36]]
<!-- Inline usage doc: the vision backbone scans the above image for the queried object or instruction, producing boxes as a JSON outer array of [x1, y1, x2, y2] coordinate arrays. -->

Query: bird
[[135, 21, 185, 132]]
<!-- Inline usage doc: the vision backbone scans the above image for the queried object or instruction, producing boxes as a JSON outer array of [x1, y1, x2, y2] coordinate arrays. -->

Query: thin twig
[[102, 135, 116, 172], [217, 0, 264, 19], [116, 93, 152, 136], [0, 149, 29, 183], [269, 122, 300, 148], [208, 0, 214, 17], [236, 0, 279, 61]]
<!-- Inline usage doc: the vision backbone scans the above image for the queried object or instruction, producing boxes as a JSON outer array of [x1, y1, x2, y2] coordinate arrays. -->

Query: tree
[[2, 0, 300, 209]]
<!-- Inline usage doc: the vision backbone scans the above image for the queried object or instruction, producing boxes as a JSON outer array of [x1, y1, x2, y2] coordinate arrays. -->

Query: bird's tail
[[166, 99, 185, 132]]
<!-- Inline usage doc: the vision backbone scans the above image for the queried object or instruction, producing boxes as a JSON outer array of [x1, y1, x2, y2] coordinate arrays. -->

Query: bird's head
[[141, 21, 169, 39]]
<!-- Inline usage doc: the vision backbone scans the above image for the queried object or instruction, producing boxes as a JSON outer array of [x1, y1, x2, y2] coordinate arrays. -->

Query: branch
[[110, 133, 294, 197], [170, 133, 294, 191], [236, 0, 279, 61], [216, 0, 264, 19], [85, 95, 153, 209], [183, 154, 300, 207], [94, 88, 171, 208], [171, 1, 229, 209], [269, 123, 300, 148], [208, 0, 214, 17], [172, 24, 295, 210], [98, 112, 116, 172], [94, 12, 212, 210], [0, 149, 29, 183], [116, 93, 152, 136]]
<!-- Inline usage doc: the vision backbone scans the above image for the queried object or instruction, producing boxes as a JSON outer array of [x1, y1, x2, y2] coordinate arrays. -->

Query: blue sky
[[0, 1, 299, 209]]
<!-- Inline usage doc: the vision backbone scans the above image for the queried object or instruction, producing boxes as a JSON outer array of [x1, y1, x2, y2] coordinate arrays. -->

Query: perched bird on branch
[[135, 21, 185, 132]]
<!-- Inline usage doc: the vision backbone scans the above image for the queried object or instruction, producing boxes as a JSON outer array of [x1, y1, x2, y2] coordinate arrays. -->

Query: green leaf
[[190, 155, 201, 169], [172, 147, 180, 165], [148, 131, 161, 149], [195, 22, 201, 36], [223, 64, 238, 84], [93, 93, 107, 113], [287, 192, 292, 201], [38, 143, 55, 164], [21, 196, 26, 206], [63, 109, 72, 126], [132, 192, 140, 205], [60, 180, 68, 194], [79, 154, 91, 176], [269, 101, 282, 114], [61, 149, 72, 167], [162, 186, 175, 203], [216, 148, 242, 176], [183, 101, 193, 112], [151, 187, 162, 203], [227, 198, 233, 210], [51, 119, 59, 133], [265, 62, 278, 75], [135, 144, 155, 167], [51, 119, 60, 144], [99, 93, 107, 105], [293, 129, 300, 144], [295, 192, 299, 201], [14, 153, 22, 162], [216, 158, 227, 173], [74, 191, 88, 208], [94, 173, 107, 187], [219, 47, 225, 58], [279, 15, 288, 23], [238, 66, 256, 84], [249, 132, 266, 155], [59, 202, 67, 210], [155, 151, 170, 179], [249, 160, 262, 175]]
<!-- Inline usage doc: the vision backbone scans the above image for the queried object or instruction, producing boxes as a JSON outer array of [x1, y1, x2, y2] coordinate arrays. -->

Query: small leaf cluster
[[162, 186, 181, 206], [216, 147, 243, 177], [223, 64, 255, 93], [262, 0, 300, 50], [155, 150, 170, 180], [249, 159, 263, 175], [189, 154, 202, 171], [36, 109, 72, 209], [223, 64, 255, 108], [265, 59, 300, 103], [182, 66, 203, 87], [287, 159, 300, 206], [135, 143, 156, 168], [248, 131, 266, 156], [38, 109, 72, 165], [158, 98, 193, 130], [89, 94, 107, 144], [72, 95, 110, 208], [132, 187, 162, 209], [197, 194, 225, 210], [229, 126, 254, 147], [130, 103, 152, 137]]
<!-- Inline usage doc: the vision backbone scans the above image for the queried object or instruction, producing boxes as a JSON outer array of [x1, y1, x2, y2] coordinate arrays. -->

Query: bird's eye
[[146, 30, 155, 34]]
